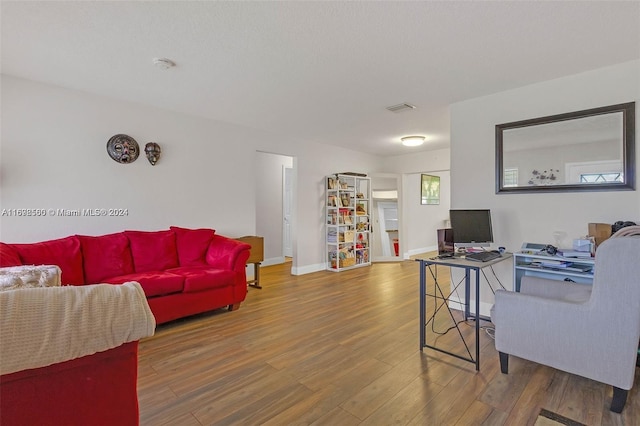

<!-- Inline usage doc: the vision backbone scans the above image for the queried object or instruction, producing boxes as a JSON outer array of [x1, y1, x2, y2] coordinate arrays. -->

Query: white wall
[[449, 60, 640, 316], [402, 171, 451, 255], [451, 60, 640, 252], [1, 76, 255, 240], [0, 75, 383, 275], [288, 143, 381, 273], [381, 148, 452, 256]]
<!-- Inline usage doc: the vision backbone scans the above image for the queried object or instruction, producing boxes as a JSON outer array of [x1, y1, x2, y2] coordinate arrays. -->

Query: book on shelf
[[563, 264, 593, 273], [557, 249, 592, 258], [524, 260, 593, 273], [533, 260, 567, 268]]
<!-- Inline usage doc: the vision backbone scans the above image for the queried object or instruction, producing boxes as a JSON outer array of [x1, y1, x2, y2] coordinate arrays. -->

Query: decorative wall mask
[[144, 142, 161, 166], [106, 134, 139, 164]]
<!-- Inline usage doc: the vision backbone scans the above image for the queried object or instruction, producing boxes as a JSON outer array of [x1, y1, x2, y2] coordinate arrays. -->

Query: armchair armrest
[[493, 289, 593, 367], [493, 289, 637, 389], [0, 281, 155, 375]]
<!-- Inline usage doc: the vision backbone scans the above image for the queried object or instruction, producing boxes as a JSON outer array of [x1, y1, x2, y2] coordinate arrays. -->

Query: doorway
[[256, 152, 295, 267], [370, 173, 402, 262]]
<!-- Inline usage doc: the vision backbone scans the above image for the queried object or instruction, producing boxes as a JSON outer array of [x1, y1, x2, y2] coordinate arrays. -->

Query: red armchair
[[0, 282, 155, 425]]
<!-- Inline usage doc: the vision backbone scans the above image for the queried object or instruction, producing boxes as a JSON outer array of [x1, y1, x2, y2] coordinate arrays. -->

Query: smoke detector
[[152, 58, 176, 70]]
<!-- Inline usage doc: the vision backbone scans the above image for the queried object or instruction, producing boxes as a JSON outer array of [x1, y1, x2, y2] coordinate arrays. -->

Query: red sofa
[[0, 226, 251, 324]]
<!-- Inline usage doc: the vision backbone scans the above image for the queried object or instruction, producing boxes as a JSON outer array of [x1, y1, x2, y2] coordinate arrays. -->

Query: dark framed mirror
[[496, 102, 635, 194]]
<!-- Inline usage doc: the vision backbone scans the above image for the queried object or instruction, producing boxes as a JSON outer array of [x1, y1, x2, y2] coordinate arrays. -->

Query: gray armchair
[[492, 237, 640, 413]]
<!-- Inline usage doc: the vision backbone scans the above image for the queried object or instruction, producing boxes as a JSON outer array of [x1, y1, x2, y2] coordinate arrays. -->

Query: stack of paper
[[557, 249, 592, 258]]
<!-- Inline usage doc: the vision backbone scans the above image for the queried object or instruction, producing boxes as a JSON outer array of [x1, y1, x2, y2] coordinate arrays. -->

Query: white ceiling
[[2, 1, 639, 157]]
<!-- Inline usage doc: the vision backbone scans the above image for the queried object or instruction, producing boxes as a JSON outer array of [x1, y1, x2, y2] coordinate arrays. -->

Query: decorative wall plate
[[107, 134, 139, 163]]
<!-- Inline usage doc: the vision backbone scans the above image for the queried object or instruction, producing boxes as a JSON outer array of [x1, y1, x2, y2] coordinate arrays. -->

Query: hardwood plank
[[554, 374, 605, 425], [135, 257, 638, 425], [455, 400, 496, 426], [311, 407, 362, 426], [359, 376, 443, 425], [339, 350, 431, 420], [262, 384, 352, 426]]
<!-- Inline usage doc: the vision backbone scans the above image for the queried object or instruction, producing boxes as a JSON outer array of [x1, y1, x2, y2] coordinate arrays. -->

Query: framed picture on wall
[[421, 174, 440, 205]]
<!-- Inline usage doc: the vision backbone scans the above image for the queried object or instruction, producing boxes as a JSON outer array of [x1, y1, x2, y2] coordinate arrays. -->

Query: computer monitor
[[449, 209, 494, 248], [437, 228, 455, 257]]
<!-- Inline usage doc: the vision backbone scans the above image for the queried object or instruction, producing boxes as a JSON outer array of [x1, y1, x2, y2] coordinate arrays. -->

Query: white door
[[283, 166, 293, 257]]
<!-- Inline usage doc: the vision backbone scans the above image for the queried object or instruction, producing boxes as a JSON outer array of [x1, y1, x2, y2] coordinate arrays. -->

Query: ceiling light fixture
[[401, 135, 425, 147], [152, 58, 176, 70]]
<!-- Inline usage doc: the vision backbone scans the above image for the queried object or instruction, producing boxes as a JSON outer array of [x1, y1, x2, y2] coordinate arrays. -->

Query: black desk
[[416, 253, 511, 371]]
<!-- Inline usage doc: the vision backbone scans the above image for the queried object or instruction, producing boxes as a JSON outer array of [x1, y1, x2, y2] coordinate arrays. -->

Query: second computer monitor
[[437, 228, 455, 256]]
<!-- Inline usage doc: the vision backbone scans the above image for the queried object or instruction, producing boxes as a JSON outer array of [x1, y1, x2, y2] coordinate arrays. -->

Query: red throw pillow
[[0, 243, 22, 267], [170, 226, 215, 266], [12, 236, 84, 285], [78, 233, 134, 283], [125, 230, 178, 273]]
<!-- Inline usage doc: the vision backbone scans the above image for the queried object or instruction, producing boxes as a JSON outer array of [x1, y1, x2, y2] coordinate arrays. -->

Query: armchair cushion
[[520, 276, 592, 303]]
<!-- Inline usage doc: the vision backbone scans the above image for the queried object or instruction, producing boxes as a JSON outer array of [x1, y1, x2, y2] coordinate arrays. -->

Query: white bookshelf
[[326, 174, 371, 271]]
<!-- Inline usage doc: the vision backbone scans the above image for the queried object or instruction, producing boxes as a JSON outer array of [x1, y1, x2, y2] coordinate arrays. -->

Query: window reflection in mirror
[[496, 102, 635, 193]]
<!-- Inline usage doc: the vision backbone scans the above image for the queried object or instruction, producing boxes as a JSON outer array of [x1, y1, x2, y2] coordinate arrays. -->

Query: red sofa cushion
[[125, 230, 178, 273], [12, 236, 84, 285], [170, 226, 215, 266], [78, 233, 134, 284], [105, 271, 184, 298], [167, 266, 235, 292], [0, 243, 22, 267]]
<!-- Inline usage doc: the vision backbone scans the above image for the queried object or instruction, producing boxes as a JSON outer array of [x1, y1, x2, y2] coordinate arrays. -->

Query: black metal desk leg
[[464, 270, 471, 321], [419, 260, 426, 350], [475, 270, 480, 371]]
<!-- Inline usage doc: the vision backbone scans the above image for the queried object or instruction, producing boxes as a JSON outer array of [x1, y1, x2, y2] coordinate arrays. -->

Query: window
[[580, 173, 623, 183], [503, 168, 518, 187]]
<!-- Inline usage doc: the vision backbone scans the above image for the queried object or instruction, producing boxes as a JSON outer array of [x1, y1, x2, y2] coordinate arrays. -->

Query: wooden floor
[[138, 258, 639, 425]]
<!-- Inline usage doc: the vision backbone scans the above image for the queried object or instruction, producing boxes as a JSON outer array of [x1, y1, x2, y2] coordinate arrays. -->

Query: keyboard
[[465, 251, 501, 262]]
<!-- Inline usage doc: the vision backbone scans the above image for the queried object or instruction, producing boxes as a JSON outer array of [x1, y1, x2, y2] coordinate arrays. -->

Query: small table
[[237, 236, 264, 289], [416, 253, 511, 371]]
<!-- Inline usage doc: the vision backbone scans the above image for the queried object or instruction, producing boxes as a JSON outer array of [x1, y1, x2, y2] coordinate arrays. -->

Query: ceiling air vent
[[386, 103, 417, 113]]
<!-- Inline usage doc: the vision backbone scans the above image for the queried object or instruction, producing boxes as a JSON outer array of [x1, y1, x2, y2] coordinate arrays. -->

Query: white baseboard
[[262, 257, 285, 267], [291, 263, 326, 275], [407, 245, 437, 257]]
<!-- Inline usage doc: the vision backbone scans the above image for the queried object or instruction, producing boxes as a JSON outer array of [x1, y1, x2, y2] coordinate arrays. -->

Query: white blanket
[[0, 281, 156, 375]]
